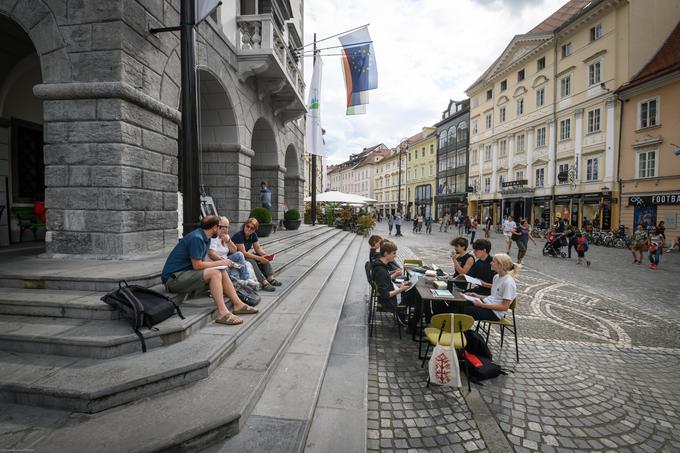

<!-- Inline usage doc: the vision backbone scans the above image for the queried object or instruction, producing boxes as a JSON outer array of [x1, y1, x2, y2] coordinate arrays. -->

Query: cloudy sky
[[303, 0, 568, 164]]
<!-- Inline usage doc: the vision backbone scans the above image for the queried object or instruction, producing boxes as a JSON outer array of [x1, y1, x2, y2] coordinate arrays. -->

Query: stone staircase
[[0, 225, 370, 452]]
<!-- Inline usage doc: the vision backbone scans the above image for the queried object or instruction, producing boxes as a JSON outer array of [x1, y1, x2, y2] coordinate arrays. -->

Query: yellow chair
[[421, 313, 475, 391], [403, 258, 424, 267], [476, 299, 519, 362]]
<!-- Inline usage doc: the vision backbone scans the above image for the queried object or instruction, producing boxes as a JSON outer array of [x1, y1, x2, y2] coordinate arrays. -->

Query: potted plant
[[283, 208, 301, 230], [250, 207, 273, 237], [357, 214, 376, 236]]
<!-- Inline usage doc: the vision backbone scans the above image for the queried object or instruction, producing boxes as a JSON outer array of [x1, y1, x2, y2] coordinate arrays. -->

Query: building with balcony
[[405, 127, 437, 219], [326, 144, 390, 198], [616, 22, 680, 243], [435, 100, 470, 219], [374, 147, 407, 217], [466, 0, 679, 229], [0, 0, 306, 254]]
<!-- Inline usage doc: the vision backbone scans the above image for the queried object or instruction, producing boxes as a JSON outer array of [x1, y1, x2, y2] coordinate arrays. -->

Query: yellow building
[[466, 0, 680, 229], [405, 127, 438, 218], [616, 22, 680, 244]]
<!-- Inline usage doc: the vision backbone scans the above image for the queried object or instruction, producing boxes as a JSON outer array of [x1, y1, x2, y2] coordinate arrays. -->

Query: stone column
[[201, 144, 253, 223], [491, 142, 498, 193], [547, 120, 556, 187], [507, 134, 514, 178], [574, 108, 584, 184], [284, 175, 304, 214], [526, 128, 534, 184], [605, 97, 616, 183]]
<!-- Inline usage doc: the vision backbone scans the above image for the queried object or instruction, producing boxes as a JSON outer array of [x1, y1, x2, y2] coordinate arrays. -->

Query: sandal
[[233, 305, 259, 315], [269, 279, 282, 287], [215, 313, 243, 325], [260, 283, 276, 292]]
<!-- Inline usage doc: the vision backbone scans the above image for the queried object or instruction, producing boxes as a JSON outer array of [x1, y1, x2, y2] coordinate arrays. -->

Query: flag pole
[[311, 33, 318, 226], [180, 0, 200, 233]]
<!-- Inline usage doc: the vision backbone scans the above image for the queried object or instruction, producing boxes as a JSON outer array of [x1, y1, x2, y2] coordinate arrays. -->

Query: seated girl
[[207, 216, 259, 290]]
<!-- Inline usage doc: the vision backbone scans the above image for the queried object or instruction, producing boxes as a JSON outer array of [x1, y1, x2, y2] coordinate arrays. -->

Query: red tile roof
[[619, 20, 680, 91]]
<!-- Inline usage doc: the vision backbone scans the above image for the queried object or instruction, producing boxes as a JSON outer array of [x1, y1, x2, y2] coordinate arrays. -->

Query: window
[[559, 118, 571, 140], [558, 163, 569, 184], [458, 122, 468, 145], [535, 168, 545, 187], [484, 144, 492, 161], [484, 177, 491, 193], [537, 57, 546, 71], [516, 171, 524, 181], [637, 150, 656, 178], [536, 88, 545, 107], [422, 148, 425, 158], [590, 24, 602, 42], [439, 134, 446, 149], [421, 166, 425, 177], [639, 98, 659, 129], [429, 163, 433, 176], [500, 80, 507, 91], [588, 61, 601, 86], [560, 76, 571, 97], [499, 107, 506, 123], [485, 113, 492, 129], [586, 157, 599, 181], [471, 148, 478, 163], [472, 119, 478, 135], [516, 98, 524, 115], [447, 126, 456, 146], [561, 42, 572, 58], [587, 108, 601, 133], [536, 127, 546, 147], [517, 69, 525, 82], [499, 174, 505, 188], [516, 134, 525, 154], [499, 140, 507, 157], [486, 89, 493, 100], [430, 144, 434, 155]]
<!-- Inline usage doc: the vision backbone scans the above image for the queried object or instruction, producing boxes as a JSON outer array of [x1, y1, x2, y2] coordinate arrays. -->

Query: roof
[[467, 0, 598, 93], [528, 0, 593, 34], [617, 20, 680, 92]]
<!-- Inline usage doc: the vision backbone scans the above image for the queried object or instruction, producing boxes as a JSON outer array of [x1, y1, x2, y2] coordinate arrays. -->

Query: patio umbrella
[[304, 191, 374, 205]]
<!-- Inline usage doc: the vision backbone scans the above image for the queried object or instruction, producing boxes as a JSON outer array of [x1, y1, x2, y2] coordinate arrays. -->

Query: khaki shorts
[[165, 269, 206, 294], [631, 243, 645, 252]]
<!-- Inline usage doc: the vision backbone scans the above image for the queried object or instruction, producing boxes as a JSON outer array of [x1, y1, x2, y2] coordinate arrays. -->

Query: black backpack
[[464, 330, 493, 360], [101, 281, 185, 352], [235, 283, 261, 307], [464, 351, 506, 382]]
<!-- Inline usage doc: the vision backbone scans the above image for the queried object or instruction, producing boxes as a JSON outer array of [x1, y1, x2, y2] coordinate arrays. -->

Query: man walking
[[502, 215, 516, 254], [260, 181, 272, 210], [395, 213, 403, 237]]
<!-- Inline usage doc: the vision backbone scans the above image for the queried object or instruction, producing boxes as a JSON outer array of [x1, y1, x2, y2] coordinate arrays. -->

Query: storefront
[[436, 193, 467, 219], [553, 195, 571, 225], [625, 193, 680, 240], [532, 196, 552, 228]]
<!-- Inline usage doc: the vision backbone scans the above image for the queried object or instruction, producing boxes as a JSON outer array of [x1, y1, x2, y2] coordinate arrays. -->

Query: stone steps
[[0, 232, 363, 452], [0, 226, 331, 291], [204, 230, 368, 453], [0, 228, 349, 414]]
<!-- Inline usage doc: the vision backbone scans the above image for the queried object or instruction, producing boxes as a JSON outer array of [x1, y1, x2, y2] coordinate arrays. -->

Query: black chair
[[365, 261, 402, 339]]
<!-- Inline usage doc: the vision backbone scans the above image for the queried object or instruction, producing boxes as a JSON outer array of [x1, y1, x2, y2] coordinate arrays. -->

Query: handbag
[[428, 314, 461, 387]]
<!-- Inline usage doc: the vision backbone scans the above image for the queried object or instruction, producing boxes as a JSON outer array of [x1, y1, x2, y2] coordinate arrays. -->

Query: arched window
[[447, 127, 456, 146], [457, 121, 468, 146], [439, 134, 446, 149]]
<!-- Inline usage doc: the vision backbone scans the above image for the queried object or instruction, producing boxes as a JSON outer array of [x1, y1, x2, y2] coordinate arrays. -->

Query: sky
[[303, 0, 568, 165]]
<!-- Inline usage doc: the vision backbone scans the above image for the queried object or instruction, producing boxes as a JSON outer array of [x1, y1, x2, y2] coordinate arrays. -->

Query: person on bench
[[161, 215, 258, 326], [207, 216, 259, 290]]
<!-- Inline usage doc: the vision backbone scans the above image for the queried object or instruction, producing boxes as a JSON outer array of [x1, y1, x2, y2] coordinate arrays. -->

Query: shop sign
[[533, 196, 552, 203], [554, 195, 570, 203], [583, 193, 601, 203], [628, 194, 680, 206], [482, 200, 494, 206], [501, 180, 528, 188]]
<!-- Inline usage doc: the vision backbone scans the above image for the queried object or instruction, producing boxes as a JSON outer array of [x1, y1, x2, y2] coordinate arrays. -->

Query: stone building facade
[[0, 0, 306, 257]]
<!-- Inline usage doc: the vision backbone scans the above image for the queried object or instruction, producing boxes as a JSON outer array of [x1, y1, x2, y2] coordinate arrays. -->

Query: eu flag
[[339, 26, 377, 112]]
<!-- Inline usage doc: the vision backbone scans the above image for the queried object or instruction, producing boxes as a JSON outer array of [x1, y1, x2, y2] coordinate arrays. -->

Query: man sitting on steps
[[161, 215, 258, 326]]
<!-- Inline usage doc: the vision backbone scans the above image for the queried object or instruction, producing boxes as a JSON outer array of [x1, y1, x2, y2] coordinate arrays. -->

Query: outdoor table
[[411, 275, 467, 359]]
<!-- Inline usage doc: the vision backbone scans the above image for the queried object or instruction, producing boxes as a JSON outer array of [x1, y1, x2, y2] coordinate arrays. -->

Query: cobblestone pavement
[[368, 222, 680, 452]]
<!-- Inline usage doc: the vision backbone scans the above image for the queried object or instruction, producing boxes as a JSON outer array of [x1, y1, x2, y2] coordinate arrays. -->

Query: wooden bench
[[12, 206, 46, 242]]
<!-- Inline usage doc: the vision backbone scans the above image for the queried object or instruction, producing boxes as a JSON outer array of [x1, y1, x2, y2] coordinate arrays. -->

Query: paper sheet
[[464, 275, 483, 286], [463, 294, 481, 303]]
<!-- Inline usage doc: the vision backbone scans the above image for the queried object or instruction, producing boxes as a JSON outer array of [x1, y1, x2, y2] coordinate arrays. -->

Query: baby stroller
[[543, 231, 567, 258]]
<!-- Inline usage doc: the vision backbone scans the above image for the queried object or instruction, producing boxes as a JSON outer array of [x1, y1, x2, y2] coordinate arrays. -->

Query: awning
[[304, 191, 377, 205]]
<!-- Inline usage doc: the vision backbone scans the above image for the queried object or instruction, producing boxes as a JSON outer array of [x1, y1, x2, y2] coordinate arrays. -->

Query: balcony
[[236, 14, 306, 123]]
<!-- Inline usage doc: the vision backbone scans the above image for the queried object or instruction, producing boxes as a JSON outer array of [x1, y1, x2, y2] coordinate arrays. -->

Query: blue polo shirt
[[232, 229, 259, 252], [161, 228, 211, 283]]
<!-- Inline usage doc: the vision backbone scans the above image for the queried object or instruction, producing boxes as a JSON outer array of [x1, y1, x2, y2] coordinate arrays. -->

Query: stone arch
[[0, 13, 46, 245], [284, 144, 303, 215], [196, 67, 245, 222], [250, 117, 282, 223]]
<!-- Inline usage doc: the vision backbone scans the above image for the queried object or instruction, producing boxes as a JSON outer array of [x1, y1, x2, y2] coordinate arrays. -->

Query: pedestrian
[[630, 224, 647, 264], [647, 226, 663, 269], [502, 215, 516, 254], [418, 214, 424, 232], [425, 215, 432, 234], [464, 216, 471, 234], [484, 216, 492, 238], [395, 213, 403, 237], [470, 217, 478, 243], [565, 224, 577, 259], [513, 219, 535, 264], [657, 221, 666, 256], [259, 181, 272, 210], [387, 213, 394, 236], [440, 212, 448, 232], [576, 232, 590, 266], [412, 215, 419, 233]]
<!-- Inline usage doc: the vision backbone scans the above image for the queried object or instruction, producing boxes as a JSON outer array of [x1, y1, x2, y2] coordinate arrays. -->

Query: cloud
[[304, 0, 566, 165]]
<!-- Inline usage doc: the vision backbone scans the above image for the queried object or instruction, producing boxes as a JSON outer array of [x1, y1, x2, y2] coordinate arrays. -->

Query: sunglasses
[[245, 224, 256, 230]]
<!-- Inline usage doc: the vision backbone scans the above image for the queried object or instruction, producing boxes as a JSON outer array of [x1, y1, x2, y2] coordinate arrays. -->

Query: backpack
[[464, 330, 492, 359], [463, 351, 506, 382], [101, 281, 185, 352], [234, 283, 261, 307]]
